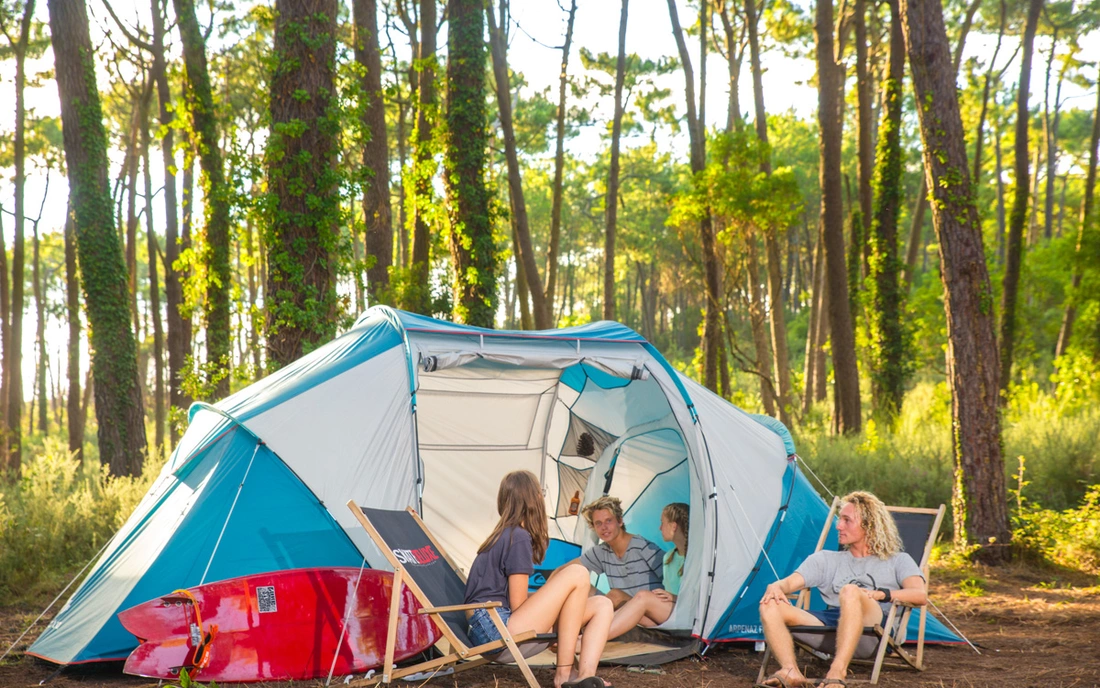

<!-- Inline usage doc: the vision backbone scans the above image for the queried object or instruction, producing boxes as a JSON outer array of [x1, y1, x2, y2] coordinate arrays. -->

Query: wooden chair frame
[[346, 501, 542, 688], [757, 496, 946, 685]]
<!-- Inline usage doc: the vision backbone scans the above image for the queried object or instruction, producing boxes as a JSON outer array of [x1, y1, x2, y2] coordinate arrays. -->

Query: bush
[[0, 440, 161, 601]]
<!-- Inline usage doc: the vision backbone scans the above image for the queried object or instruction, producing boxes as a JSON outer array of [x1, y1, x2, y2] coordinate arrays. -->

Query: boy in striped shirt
[[573, 496, 665, 609]]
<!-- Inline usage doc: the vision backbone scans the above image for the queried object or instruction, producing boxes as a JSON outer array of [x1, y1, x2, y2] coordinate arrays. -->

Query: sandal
[[814, 680, 848, 687]]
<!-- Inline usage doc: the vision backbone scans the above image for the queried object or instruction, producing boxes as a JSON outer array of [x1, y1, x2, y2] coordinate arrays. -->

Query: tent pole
[[325, 558, 370, 685], [199, 441, 263, 585]]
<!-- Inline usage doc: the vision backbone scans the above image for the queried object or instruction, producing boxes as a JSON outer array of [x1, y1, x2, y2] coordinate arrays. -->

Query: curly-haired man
[[757, 491, 927, 687]]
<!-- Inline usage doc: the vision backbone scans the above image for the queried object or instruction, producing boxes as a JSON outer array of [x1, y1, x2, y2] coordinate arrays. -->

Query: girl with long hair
[[464, 471, 613, 688], [606, 502, 689, 639]]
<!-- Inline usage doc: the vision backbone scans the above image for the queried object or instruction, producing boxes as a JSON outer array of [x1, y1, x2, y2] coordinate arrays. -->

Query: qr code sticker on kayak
[[257, 585, 277, 613]]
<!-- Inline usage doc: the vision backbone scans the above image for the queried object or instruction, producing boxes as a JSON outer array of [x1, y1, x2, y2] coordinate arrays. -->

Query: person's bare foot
[[754, 667, 811, 688]]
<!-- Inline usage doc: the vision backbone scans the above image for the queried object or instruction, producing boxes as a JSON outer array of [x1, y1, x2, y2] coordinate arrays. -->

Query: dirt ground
[[1, 563, 1097, 688]]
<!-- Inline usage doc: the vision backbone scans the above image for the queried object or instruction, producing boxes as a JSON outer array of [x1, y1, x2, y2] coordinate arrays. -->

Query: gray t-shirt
[[796, 550, 924, 611], [464, 527, 535, 608], [580, 534, 664, 595]]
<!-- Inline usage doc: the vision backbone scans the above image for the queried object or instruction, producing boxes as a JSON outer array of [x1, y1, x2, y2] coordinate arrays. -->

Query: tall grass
[[0, 439, 160, 601], [796, 377, 1100, 516]]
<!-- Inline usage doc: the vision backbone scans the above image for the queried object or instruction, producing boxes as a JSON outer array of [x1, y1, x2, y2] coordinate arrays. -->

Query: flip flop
[[814, 679, 848, 687], [753, 674, 793, 688], [561, 677, 613, 688]]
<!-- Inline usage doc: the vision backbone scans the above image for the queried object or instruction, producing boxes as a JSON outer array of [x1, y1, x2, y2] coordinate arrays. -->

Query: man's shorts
[[807, 607, 888, 627]]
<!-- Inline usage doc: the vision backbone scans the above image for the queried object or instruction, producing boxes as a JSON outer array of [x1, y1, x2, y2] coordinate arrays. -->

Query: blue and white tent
[[29, 307, 957, 665]]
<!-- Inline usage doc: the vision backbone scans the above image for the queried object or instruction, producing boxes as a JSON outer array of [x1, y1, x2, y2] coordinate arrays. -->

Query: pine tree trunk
[[803, 223, 826, 413], [409, 0, 436, 314], [265, 0, 341, 367], [32, 220, 48, 435], [546, 0, 577, 314], [667, 0, 720, 392], [816, 0, 861, 434], [1055, 77, 1100, 358], [5, 0, 34, 471], [487, 1, 549, 328], [605, 0, 630, 323], [48, 0, 149, 476], [994, 118, 1007, 263], [1043, 56, 1064, 242], [901, 0, 1010, 562], [0, 194, 10, 446], [444, 0, 495, 327], [971, 0, 1006, 190], [353, 0, 393, 302], [999, 0, 1043, 395], [142, 123, 166, 454], [855, 0, 873, 248], [64, 210, 83, 460], [151, 0, 187, 443], [173, 0, 232, 396], [868, 0, 907, 420], [746, 0, 792, 424], [747, 240, 778, 416]]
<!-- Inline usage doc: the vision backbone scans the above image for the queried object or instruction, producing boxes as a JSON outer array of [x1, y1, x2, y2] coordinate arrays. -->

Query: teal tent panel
[[708, 465, 834, 640], [28, 429, 364, 664], [622, 460, 691, 553]]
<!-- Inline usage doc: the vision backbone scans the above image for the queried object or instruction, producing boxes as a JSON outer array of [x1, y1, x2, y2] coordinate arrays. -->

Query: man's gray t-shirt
[[796, 550, 923, 611], [580, 535, 664, 594]]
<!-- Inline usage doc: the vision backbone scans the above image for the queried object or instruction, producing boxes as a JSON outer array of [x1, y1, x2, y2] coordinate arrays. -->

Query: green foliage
[[1011, 455, 1100, 574], [0, 441, 160, 600], [799, 371, 1100, 530]]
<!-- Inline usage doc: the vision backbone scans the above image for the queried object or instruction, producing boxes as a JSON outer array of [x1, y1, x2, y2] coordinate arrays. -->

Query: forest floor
[[0, 561, 1097, 688]]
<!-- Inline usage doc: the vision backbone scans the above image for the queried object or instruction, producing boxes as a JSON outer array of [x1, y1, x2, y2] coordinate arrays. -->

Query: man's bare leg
[[825, 585, 886, 682], [758, 599, 822, 686]]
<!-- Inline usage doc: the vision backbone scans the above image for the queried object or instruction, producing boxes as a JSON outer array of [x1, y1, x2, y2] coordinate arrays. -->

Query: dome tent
[[28, 307, 958, 666]]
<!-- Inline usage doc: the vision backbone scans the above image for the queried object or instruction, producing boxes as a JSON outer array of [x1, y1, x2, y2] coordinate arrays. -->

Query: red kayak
[[118, 567, 441, 682]]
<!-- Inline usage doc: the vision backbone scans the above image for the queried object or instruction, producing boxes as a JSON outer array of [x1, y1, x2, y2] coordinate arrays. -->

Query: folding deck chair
[[346, 501, 552, 688], [757, 497, 946, 684]]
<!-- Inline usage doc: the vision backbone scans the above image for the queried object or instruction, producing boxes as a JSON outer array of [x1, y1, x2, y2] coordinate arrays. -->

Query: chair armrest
[[419, 601, 502, 614]]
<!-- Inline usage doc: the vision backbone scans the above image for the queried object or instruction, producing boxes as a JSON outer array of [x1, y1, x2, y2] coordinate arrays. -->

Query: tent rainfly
[[28, 307, 959, 666]]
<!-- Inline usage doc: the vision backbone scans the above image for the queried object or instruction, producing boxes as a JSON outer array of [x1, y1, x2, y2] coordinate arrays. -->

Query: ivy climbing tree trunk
[[867, 0, 908, 420], [142, 124, 166, 454], [409, 0, 436, 314], [265, 0, 341, 368], [605, 0, 629, 323], [545, 0, 577, 325], [150, 0, 187, 443], [487, 0, 549, 329], [816, 0, 861, 434], [64, 209, 83, 460], [900, 0, 1010, 562], [999, 0, 1042, 396], [444, 0, 495, 327], [47, 0, 148, 477], [173, 0, 232, 397], [353, 0, 392, 303]]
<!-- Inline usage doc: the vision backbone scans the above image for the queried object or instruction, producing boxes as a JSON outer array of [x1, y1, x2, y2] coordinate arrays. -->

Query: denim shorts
[[468, 606, 511, 646]]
